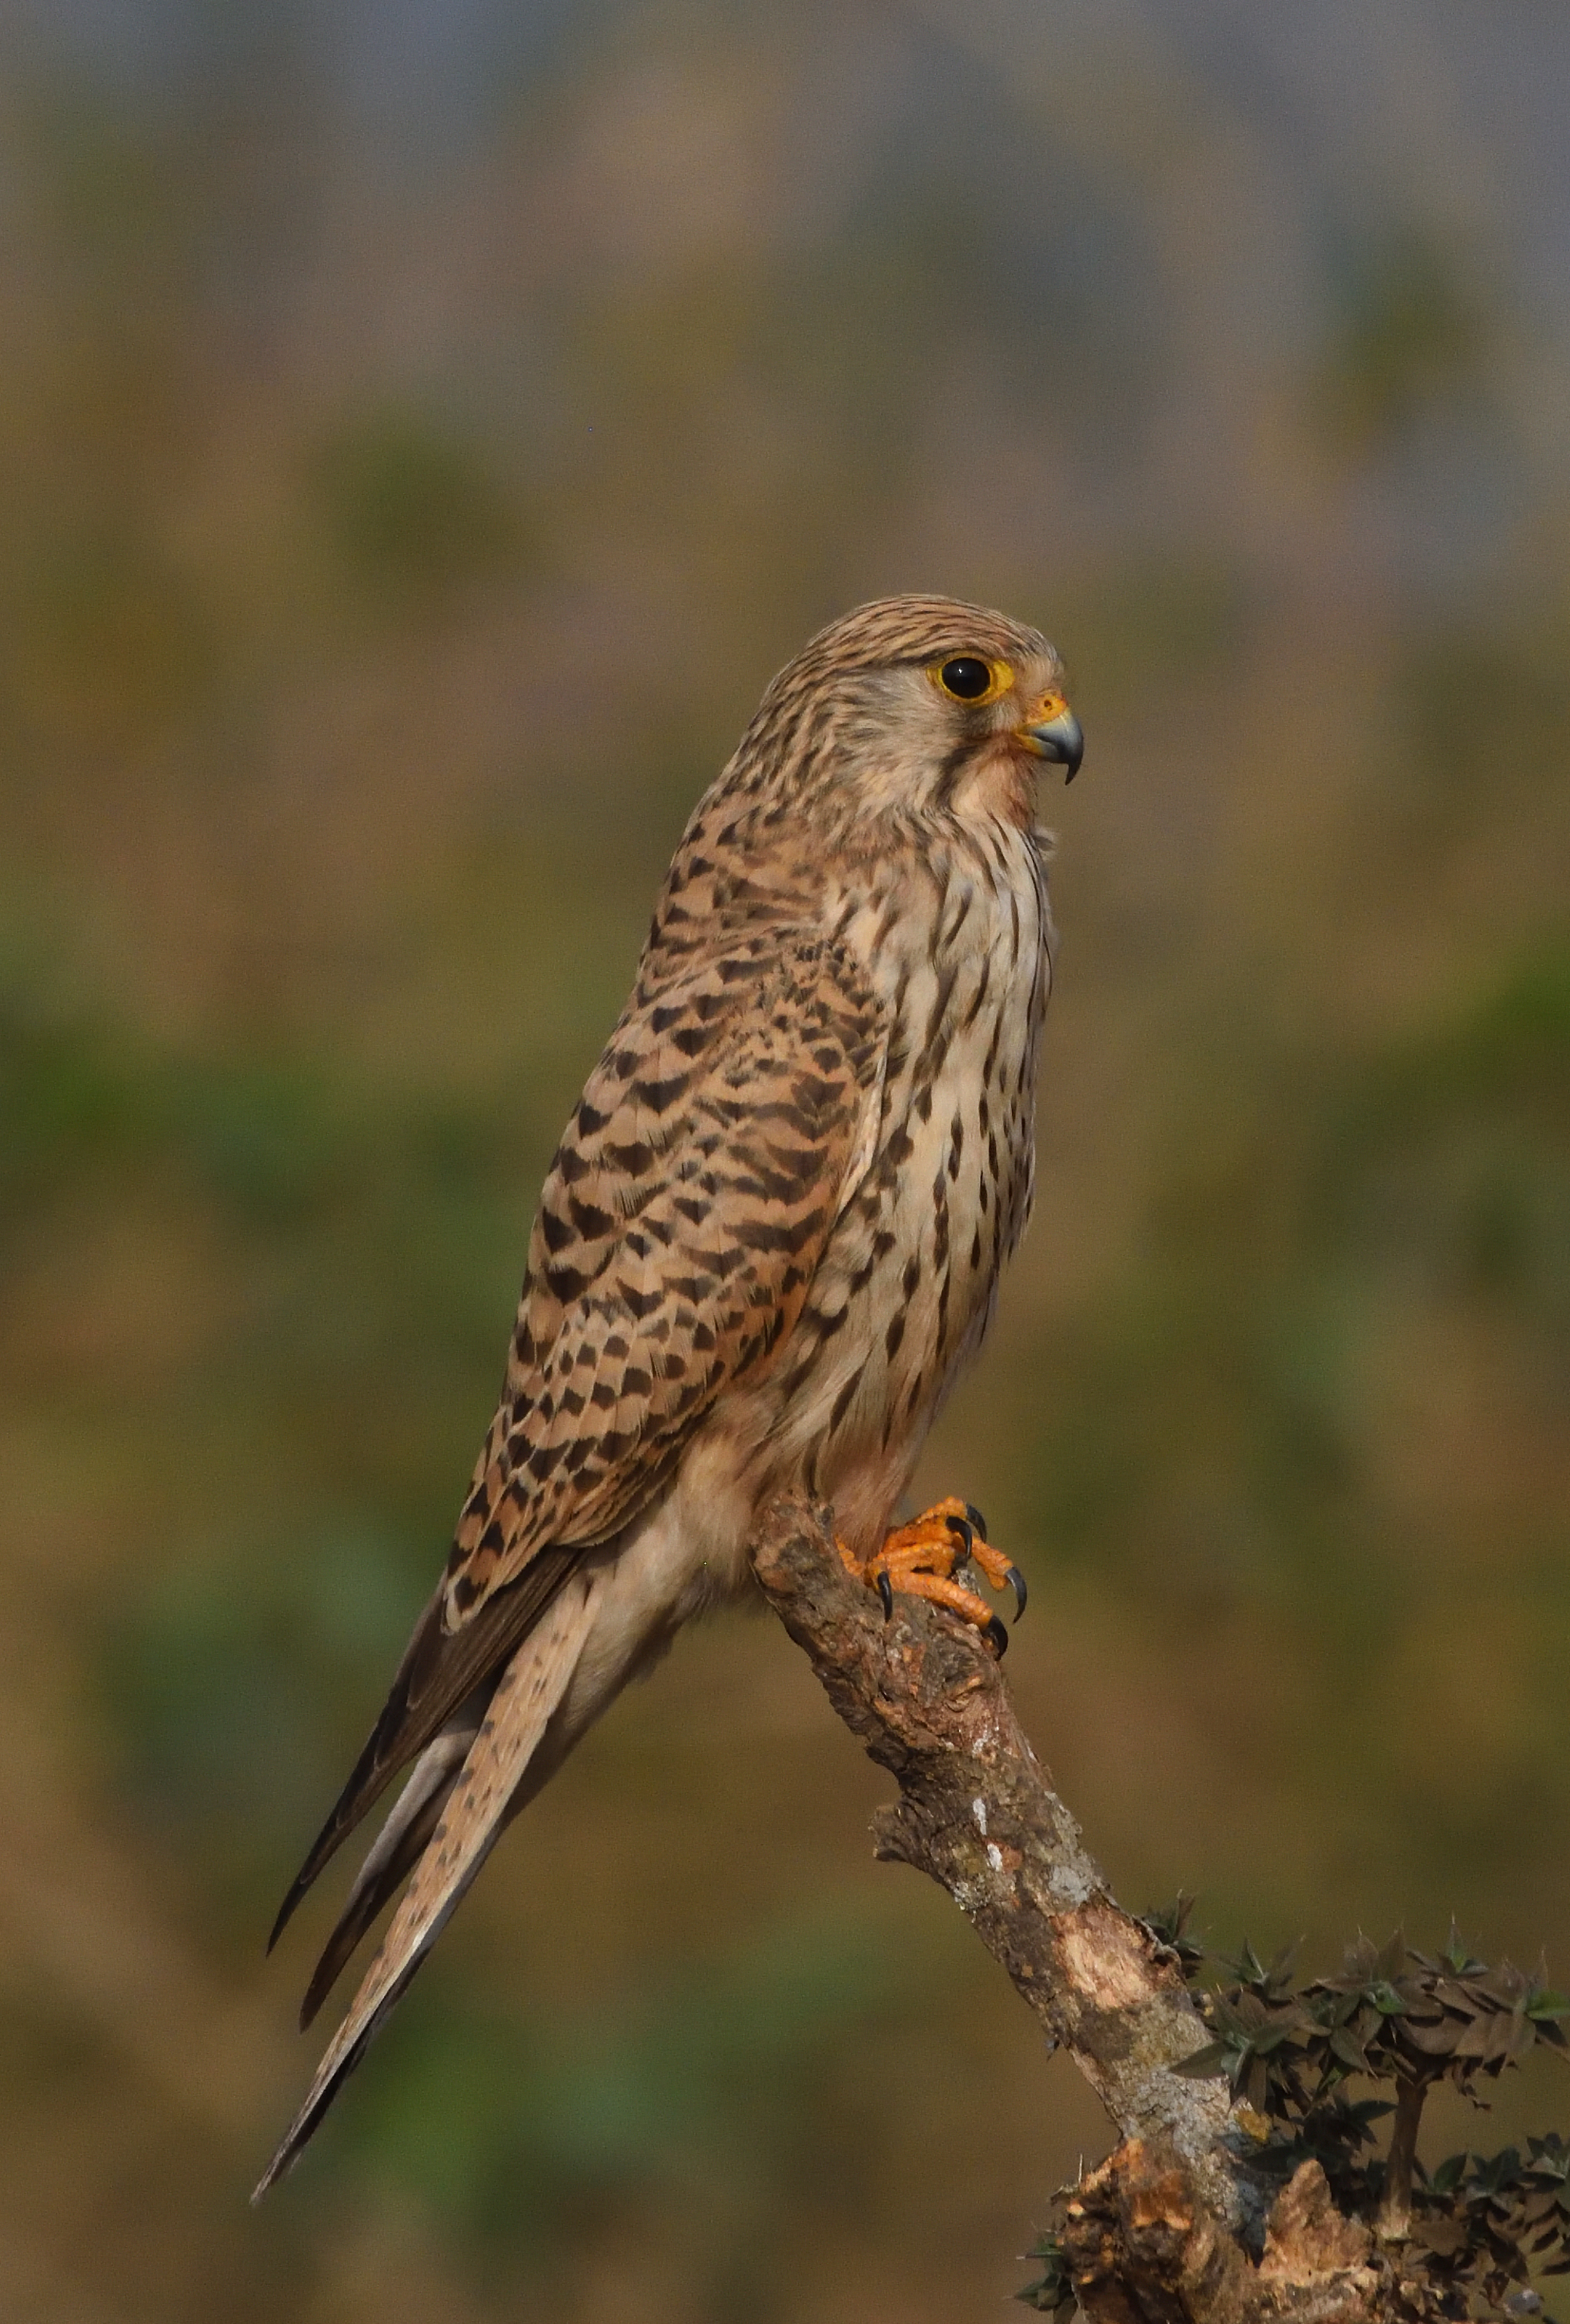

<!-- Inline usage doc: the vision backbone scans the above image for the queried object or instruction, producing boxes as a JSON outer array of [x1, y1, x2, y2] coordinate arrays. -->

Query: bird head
[[733, 594, 1082, 830]]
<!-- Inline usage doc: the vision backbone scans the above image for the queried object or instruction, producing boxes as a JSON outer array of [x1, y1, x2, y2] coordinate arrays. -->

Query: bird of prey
[[256, 593, 1083, 2195]]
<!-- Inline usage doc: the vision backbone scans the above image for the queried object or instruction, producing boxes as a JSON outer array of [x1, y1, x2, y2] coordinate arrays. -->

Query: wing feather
[[268, 934, 884, 1947], [441, 938, 887, 1612]]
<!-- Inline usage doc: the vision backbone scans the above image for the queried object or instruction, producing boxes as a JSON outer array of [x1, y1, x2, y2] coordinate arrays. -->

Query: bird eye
[[933, 656, 1008, 704]]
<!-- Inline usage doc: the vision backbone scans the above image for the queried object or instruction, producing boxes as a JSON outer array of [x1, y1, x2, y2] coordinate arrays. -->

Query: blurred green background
[[1, 2, 1567, 2317]]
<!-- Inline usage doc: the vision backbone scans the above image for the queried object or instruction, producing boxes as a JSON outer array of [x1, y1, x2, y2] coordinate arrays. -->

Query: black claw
[[964, 1501, 989, 1543], [984, 1614, 1009, 1658], [943, 1511, 976, 1559], [1006, 1564, 1027, 1621], [877, 1570, 894, 1620]]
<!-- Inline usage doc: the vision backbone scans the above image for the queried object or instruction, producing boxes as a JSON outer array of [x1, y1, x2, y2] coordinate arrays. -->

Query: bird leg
[[837, 1496, 1026, 1658]]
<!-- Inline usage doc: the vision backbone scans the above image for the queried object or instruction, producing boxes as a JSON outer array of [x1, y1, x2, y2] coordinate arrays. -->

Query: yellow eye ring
[[930, 655, 1014, 706]]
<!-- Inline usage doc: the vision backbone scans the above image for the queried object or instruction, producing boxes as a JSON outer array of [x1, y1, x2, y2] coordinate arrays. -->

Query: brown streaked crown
[[781, 593, 1052, 683]]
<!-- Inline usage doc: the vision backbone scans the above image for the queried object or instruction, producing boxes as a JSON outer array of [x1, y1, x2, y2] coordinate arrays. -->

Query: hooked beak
[[1018, 692, 1084, 782]]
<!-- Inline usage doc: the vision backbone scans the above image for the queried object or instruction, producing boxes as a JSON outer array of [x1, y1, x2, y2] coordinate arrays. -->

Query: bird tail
[[297, 1714, 479, 2032], [252, 1571, 602, 2200]]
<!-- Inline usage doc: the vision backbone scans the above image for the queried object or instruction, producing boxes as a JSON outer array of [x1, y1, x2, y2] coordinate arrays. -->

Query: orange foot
[[838, 1495, 1026, 1658]]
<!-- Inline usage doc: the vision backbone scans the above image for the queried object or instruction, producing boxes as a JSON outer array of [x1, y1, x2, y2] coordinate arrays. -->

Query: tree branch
[[1375, 2075, 1424, 2246], [749, 1495, 1388, 2324]]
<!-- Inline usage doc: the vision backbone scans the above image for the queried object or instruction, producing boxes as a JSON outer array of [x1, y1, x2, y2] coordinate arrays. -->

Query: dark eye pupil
[[940, 657, 991, 700]]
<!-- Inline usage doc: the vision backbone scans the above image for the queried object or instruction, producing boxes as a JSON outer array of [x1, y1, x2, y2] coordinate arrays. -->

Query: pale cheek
[[949, 743, 1036, 827], [855, 754, 927, 813]]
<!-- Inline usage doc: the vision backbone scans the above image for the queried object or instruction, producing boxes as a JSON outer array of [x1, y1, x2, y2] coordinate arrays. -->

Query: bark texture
[[749, 1496, 1405, 2324]]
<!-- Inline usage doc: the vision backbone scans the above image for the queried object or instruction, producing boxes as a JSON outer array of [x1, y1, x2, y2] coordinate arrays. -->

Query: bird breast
[[753, 814, 1054, 1550]]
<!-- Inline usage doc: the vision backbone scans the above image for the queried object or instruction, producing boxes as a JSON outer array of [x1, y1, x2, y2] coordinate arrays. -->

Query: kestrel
[[256, 593, 1082, 2195]]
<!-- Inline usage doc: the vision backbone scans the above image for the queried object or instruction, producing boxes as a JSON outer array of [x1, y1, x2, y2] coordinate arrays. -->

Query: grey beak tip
[[1026, 707, 1084, 782]]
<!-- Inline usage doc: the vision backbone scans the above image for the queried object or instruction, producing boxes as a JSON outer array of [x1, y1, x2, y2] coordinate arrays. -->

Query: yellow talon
[[840, 1496, 1024, 1658]]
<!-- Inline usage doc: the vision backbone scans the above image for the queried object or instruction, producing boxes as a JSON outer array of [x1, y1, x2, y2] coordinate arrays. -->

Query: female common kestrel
[[256, 593, 1082, 2193]]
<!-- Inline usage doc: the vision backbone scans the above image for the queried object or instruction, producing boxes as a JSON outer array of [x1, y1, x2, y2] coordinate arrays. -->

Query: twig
[[1375, 2076, 1424, 2244], [750, 1494, 1386, 2324]]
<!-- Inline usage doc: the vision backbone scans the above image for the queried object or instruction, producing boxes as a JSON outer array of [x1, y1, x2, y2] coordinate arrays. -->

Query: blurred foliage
[[0, 5, 1568, 2322], [311, 406, 533, 605], [339, 1908, 918, 2272], [1026, 937, 1570, 1606], [1056, 556, 1248, 713], [101, 1520, 424, 1925], [5, 524, 218, 750], [1311, 229, 1496, 454]]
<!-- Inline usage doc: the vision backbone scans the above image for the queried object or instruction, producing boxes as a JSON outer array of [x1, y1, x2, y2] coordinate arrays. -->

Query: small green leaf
[[1443, 1922, 1488, 1976], [1174, 2042, 1231, 2080], [1016, 2230, 1074, 2314], [1375, 1930, 1408, 1983], [1329, 2027, 1371, 2074]]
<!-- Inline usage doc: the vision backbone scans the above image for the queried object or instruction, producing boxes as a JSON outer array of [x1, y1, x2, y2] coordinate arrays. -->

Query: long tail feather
[[267, 1546, 580, 1954], [299, 1715, 480, 2031], [254, 1572, 601, 2199]]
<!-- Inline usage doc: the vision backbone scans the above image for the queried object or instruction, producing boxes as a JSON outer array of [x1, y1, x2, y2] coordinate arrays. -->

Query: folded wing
[[258, 935, 887, 2185]]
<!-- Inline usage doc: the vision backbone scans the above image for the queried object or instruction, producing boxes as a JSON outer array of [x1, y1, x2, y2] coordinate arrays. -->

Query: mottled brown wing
[[442, 938, 887, 1611], [269, 936, 885, 1942]]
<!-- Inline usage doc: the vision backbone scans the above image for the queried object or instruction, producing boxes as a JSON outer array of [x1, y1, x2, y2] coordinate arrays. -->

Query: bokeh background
[[2, 1, 1568, 2316]]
